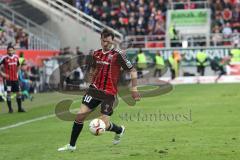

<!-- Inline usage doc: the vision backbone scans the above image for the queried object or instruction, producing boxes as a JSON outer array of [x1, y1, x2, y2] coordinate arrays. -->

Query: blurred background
[[0, 0, 239, 96]]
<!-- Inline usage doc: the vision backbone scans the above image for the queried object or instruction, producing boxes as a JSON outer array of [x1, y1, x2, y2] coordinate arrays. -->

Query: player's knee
[[75, 113, 87, 123]]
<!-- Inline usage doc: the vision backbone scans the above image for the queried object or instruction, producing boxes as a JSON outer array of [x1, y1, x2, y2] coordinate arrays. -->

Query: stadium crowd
[[0, 16, 28, 49], [64, 0, 239, 38], [210, 0, 240, 46]]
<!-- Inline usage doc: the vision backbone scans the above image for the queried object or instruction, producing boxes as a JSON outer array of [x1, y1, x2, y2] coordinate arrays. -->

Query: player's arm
[[129, 68, 140, 101], [0, 58, 9, 78], [0, 66, 7, 78], [117, 51, 141, 101], [86, 52, 97, 83], [88, 66, 97, 82]]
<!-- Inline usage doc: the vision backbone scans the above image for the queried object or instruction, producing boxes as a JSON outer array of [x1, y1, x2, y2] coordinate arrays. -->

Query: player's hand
[[131, 90, 141, 101], [1, 72, 9, 79]]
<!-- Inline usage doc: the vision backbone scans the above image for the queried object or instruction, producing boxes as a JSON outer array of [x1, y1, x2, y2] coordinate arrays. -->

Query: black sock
[[106, 122, 122, 134], [70, 121, 84, 147], [16, 96, 22, 110], [7, 95, 12, 111]]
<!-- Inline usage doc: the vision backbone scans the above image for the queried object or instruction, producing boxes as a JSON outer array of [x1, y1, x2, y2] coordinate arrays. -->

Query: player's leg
[[202, 66, 205, 76], [5, 81, 13, 113], [139, 68, 143, 78], [100, 114, 123, 134], [58, 104, 92, 151], [16, 92, 25, 112], [197, 66, 200, 75], [100, 96, 125, 145], [58, 93, 101, 151], [215, 66, 226, 83], [171, 69, 175, 79], [69, 104, 92, 147], [158, 69, 162, 77], [137, 68, 143, 78], [6, 91, 13, 113], [70, 90, 103, 147], [22, 82, 33, 101], [200, 66, 204, 76], [14, 81, 25, 112], [154, 68, 158, 77], [154, 69, 160, 77], [160, 69, 163, 77]]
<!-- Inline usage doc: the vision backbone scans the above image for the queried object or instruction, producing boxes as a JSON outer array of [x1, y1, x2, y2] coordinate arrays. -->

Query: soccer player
[[58, 28, 140, 151], [214, 56, 231, 83], [0, 45, 25, 113], [18, 63, 33, 101]]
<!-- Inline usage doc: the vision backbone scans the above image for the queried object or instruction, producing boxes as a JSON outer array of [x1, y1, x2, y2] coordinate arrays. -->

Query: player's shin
[[6, 95, 12, 112], [16, 95, 23, 111], [69, 121, 84, 147], [106, 122, 122, 134]]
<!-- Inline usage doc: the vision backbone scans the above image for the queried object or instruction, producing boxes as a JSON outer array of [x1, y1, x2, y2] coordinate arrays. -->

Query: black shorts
[[5, 80, 21, 92], [82, 85, 116, 116]]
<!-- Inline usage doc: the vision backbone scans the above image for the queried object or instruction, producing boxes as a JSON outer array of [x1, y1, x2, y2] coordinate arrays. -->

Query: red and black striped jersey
[[91, 48, 133, 95], [0, 55, 19, 81]]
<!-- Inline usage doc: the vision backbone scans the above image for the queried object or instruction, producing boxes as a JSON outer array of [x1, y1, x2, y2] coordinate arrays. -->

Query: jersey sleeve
[[116, 50, 133, 71], [0, 57, 5, 65]]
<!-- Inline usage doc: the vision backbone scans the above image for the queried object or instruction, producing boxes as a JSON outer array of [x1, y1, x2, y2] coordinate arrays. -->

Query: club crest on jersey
[[108, 54, 113, 60]]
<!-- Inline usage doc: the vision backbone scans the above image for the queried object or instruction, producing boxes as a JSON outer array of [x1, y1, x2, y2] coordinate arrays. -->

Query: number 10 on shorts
[[84, 95, 92, 103]]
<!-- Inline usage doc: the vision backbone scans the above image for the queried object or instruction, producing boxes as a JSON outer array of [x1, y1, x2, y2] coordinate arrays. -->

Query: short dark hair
[[7, 45, 15, 50], [101, 28, 115, 40]]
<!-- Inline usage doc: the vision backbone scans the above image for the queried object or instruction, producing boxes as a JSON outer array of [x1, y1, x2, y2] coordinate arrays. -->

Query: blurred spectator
[[136, 48, 147, 78], [222, 22, 233, 38], [19, 52, 26, 66], [222, 8, 232, 21], [212, 27, 223, 46], [169, 24, 179, 47], [211, 0, 240, 35], [66, 0, 170, 36], [0, 17, 29, 49], [157, 0, 167, 12], [153, 21, 165, 35], [29, 66, 40, 93], [0, 31, 8, 46], [184, 0, 196, 9], [212, 13, 224, 28], [18, 63, 33, 101], [64, 0, 240, 48], [232, 29, 240, 46], [175, 0, 185, 9]]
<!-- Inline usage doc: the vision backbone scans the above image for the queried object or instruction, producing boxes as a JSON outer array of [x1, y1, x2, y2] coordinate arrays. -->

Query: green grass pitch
[[0, 83, 239, 160]]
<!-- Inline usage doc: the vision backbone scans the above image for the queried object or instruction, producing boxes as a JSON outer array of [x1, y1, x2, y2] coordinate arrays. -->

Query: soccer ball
[[89, 119, 106, 136]]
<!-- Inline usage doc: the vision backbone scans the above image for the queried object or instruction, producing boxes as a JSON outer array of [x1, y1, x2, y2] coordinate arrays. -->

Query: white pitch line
[[0, 114, 56, 131], [0, 100, 81, 132], [0, 96, 128, 132]]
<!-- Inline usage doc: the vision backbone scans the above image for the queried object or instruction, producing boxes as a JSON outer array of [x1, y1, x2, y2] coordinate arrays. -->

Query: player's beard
[[103, 44, 113, 52], [8, 53, 13, 57]]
